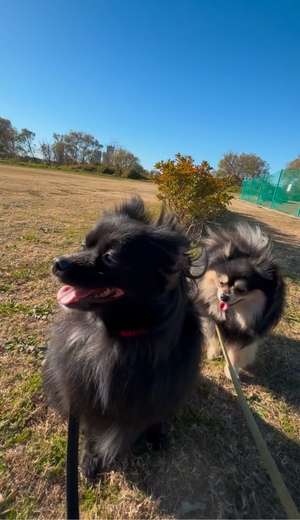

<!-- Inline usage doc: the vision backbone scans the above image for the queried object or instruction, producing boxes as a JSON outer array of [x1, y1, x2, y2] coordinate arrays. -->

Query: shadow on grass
[[111, 375, 300, 520], [243, 334, 300, 408]]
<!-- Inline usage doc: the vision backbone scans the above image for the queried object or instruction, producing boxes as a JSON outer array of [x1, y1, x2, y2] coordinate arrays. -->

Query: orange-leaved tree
[[154, 153, 233, 230]]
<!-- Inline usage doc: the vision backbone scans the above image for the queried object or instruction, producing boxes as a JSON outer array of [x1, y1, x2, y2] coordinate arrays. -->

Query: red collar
[[118, 328, 148, 337]]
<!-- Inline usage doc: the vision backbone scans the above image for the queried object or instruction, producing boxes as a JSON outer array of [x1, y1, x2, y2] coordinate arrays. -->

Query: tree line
[[1, 116, 299, 184], [0, 117, 145, 178]]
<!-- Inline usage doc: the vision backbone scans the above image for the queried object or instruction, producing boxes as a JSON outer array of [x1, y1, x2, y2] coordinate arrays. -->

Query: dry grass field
[[0, 165, 299, 519]]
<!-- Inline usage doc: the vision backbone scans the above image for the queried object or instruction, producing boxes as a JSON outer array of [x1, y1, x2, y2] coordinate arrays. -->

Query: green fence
[[240, 169, 300, 217]]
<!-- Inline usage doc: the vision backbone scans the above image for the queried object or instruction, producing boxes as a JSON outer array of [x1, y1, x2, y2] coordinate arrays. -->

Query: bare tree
[[52, 134, 65, 166], [39, 140, 53, 165], [17, 128, 36, 158]]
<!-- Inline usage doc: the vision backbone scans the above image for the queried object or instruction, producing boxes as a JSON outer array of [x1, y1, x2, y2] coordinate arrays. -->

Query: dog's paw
[[207, 345, 222, 360], [207, 350, 221, 360], [224, 364, 239, 380], [148, 433, 169, 452], [79, 449, 101, 481], [144, 424, 169, 451]]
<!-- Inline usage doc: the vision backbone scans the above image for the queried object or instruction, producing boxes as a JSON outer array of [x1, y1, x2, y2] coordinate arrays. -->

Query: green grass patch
[[279, 414, 299, 438], [61, 228, 84, 243], [179, 405, 223, 433], [0, 494, 39, 520], [285, 304, 300, 323], [0, 302, 53, 319], [8, 268, 33, 283], [0, 283, 13, 292], [20, 233, 40, 243], [0, 302, 31, 315], [0, 373, 42, 446], [29, 304, 53, 320], [207, 358, 224, 368], [277, 404, 300, 439], [4, 335, 45, 356], [5, 262, 50, 283], [32, 433, 67, 482], [0, 159, 152, 181], [80, 477, 123, 518]]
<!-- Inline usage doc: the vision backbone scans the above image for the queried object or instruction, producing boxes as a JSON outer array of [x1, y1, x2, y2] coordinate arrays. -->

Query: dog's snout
[[53, 257, 72, 274], [220, 293, 230, 302]]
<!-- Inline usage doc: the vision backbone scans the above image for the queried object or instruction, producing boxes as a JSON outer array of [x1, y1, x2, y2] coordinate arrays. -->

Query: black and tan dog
[[198, 223, 285, 378]]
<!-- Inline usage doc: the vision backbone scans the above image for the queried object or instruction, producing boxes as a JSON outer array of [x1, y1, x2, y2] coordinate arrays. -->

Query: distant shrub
[[98, 166, 116, 175], [0, 159, 45, 169], [125, 168, 147, 180], [74, 164, 98, 172], [155, 153, 233, 231]]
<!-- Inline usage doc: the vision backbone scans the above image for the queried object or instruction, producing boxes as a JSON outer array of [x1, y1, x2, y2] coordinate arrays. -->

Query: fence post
[[271, 170, 283, 209], [247, 177, 255, 201], [257, 173, 266, 204]]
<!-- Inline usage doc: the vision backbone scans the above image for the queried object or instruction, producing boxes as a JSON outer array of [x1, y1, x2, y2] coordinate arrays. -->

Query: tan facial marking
[[202, 269, 219, 286], [217, 273, 229, 291], [218, 274, 229, 284]]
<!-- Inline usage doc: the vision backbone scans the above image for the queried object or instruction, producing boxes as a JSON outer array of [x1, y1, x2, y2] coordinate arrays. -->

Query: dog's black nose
[[53, 257, 72, 274], [220, 293, 230, 302]]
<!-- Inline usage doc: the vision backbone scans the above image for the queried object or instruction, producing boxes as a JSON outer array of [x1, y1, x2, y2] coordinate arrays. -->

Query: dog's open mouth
[[57, 285, 125, 306], [219, 301, 230, 312], [218, 299, 244, 312]]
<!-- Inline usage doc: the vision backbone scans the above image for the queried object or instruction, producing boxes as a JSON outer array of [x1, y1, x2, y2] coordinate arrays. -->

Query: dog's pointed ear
[[156, 210, 180, 232], [254, 257, 279, 280], [152, 232, 192, 289], [203, 225, 225, 248], [116, 196, 149, 222]]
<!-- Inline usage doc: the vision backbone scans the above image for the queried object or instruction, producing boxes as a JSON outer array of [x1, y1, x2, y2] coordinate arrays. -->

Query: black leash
[[66, 413, 80, 520]]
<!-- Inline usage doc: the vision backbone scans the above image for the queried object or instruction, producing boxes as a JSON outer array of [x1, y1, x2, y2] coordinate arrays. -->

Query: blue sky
[[1, 0, 299, 172]]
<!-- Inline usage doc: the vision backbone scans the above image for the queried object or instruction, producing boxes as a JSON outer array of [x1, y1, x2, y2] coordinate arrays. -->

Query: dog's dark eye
[[102, 252, 116, 265], [235, 287, 247, 294], [219, 280, 225, 287]]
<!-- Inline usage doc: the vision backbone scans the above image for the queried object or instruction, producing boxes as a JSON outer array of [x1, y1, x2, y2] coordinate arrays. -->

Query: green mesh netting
[[240, 169, 300, 217]]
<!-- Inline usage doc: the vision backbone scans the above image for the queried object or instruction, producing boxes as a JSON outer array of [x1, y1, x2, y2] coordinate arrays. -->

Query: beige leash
[[215, 324, 300, 520]]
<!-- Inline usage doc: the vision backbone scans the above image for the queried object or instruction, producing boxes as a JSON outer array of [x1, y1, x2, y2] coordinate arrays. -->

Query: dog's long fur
[[197, 223, 285, 378], [43, 197, 202, 479]]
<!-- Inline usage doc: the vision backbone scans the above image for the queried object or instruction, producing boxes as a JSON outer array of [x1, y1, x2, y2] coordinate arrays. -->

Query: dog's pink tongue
[[57, 285, 95, 305], [219, 301, 229, 312]]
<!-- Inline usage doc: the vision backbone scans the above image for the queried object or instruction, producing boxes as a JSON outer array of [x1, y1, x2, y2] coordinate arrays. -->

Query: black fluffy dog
[[43, 196, 202, 479]]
